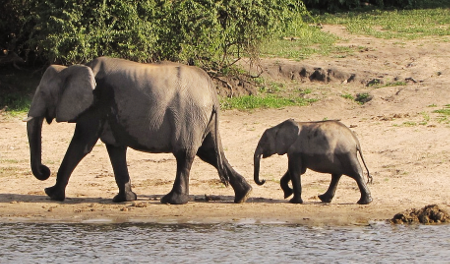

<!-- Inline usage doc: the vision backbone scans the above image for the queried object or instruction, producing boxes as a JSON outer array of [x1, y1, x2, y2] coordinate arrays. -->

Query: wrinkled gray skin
[[254, 119, 372, 204], [25, 57, 252, 204]]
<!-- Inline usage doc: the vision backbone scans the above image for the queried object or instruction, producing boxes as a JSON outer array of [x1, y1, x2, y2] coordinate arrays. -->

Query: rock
[[391, 204, 450, 224]]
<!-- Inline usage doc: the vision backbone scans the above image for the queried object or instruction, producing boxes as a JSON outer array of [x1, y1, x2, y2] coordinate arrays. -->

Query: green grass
[[0, 159, 21, 164], [0, 166, 20, 177], [341, 93, 354, 100], [0, 66, 40, 116], [260, 25, 340, 60], [1, 94, 31, 116], [431, 104, 450, 123], [402, 121, 417, 127], [433, 104, 450, 115], [260, 82, 285, 93], [220, 95, 317, 110], [421, 111, 430, 121], [433, 104, 450, 123], [260, 6, 450, 61], [341, 92, 375, 105], [320, 8, 450, 40], [387, 81, 407, 87]]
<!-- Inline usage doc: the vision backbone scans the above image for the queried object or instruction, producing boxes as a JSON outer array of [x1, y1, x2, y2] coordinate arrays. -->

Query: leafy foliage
[[1, 0, 307, 70]]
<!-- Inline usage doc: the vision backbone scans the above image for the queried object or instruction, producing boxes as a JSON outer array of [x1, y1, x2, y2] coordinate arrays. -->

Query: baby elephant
[[254, 119, 373, 204]]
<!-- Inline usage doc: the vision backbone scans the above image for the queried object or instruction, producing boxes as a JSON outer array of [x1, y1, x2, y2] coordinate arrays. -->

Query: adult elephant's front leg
[[288, 155, 304, 204], [161, 150, 196, 204], [45, 120, 102, 201], [106, 144, 137, 202], [280, 170, 293, 199]]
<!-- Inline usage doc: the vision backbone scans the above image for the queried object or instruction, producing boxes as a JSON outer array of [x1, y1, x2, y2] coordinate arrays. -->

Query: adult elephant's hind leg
[[352, 172, 373, 204], [318, 174, 342, 203], [348, 160, 373, 204], [196, 135, 252, 203], [223, 158, 252, 203], [106, 144, 137, 202], [161, 150, 196, 204]]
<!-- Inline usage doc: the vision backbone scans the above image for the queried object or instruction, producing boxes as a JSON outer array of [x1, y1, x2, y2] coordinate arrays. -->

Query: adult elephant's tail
[[212, 105, 229, 186]]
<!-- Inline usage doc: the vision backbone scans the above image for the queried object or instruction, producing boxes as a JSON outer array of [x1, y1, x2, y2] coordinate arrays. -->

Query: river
[[0, 221, 449, 263]]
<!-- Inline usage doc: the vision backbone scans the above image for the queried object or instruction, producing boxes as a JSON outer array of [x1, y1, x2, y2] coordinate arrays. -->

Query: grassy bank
[[223, 4, 450, 110], [2, 4, 450, 116], [260, 4, 450, 61], [220, 94, 317, 111]]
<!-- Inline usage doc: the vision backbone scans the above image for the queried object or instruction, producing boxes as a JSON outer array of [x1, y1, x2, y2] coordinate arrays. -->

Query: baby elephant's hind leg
[[318, 174, 342, 203]]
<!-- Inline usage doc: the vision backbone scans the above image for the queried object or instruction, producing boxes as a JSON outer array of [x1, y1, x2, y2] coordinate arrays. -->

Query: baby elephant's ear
[[275, 120, 299, 155], [56, 65, 96, 122]]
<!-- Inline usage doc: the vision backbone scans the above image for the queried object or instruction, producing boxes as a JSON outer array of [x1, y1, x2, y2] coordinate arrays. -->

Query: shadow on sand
[[0, 193, 357, 206]]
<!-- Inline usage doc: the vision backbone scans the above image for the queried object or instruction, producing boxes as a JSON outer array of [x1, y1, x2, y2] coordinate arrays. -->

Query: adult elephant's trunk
[[26, 116, 51, 181], [254, 147, 266, 185]]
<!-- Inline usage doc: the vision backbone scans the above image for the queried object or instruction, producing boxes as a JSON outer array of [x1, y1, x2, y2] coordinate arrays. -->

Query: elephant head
[[254, 119, 299, 185], [24, 65, 96, 181]]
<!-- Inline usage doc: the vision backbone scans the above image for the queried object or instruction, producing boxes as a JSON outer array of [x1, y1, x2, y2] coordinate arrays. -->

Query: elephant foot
[[283, 188, 293, 199], [234, 185, 252, 204], [289, 196, 303, 204], [45, 186, 65, 201], [161, 192, 190, 204], [113, 191, 137, 203], [357, 195, 373, 205], [318, 194, 333, 203]]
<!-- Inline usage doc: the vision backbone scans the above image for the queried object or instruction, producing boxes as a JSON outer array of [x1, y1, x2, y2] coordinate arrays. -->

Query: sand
[[1, 25, 450, 225]]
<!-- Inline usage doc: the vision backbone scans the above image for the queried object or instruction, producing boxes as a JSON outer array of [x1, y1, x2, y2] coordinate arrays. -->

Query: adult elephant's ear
[[275, 119, 300, 155], [56, 65, 96, 122]]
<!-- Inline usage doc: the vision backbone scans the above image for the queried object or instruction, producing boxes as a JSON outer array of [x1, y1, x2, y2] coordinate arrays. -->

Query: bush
[[1, 0, 307, 70]]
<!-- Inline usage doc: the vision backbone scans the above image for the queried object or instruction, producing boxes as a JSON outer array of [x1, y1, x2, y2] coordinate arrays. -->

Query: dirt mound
[[217, 58, 387, 98], [212, 74, 258, 97], [391, 205, 450, 224], [250, 58, 380, 85]]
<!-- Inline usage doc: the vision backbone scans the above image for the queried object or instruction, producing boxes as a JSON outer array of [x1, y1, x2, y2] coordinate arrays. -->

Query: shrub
[[1, 0, 307, 70]]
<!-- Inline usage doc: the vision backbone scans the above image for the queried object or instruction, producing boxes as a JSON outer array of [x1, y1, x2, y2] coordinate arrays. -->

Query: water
[[0, 221, 449, 263]]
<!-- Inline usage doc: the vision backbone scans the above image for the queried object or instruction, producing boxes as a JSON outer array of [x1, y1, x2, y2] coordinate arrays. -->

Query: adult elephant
[[25, 57, 252, 204]]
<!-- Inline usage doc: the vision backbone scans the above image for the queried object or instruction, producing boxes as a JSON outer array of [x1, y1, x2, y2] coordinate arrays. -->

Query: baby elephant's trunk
[[253, 147, 266, 185]]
